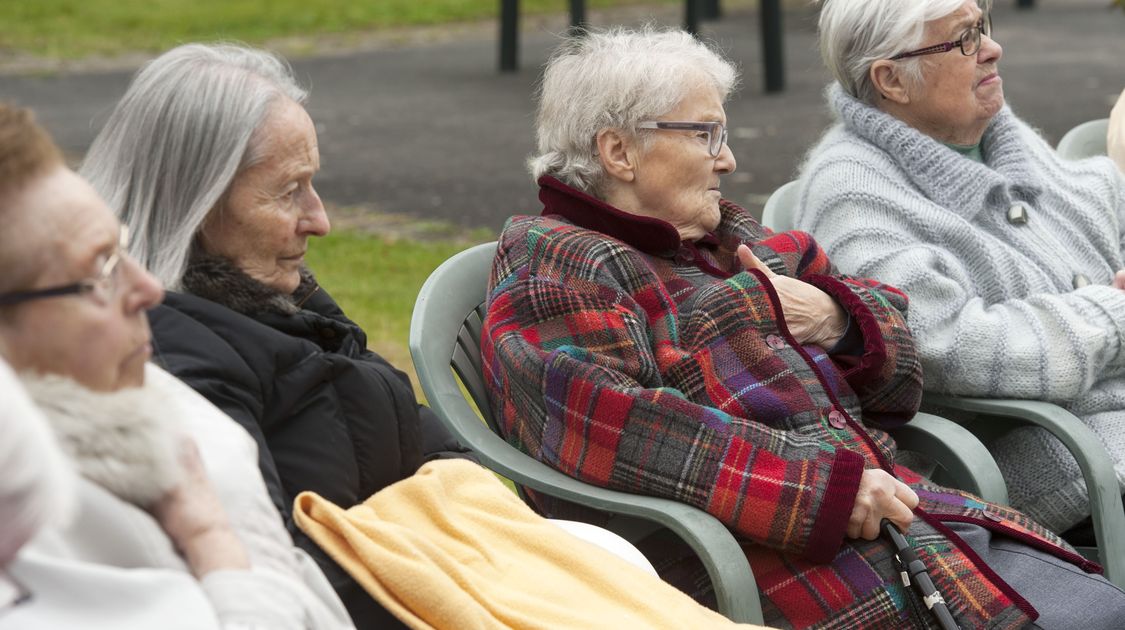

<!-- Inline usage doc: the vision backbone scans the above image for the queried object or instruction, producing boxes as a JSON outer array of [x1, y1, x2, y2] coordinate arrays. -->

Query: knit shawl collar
[[827, 83, 1045, 221], [181, 254, 320, 317], [536, 175, 720, 256]]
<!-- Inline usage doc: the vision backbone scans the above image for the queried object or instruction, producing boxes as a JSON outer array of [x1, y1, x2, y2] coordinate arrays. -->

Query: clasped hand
[[737, 244, 848, 349]]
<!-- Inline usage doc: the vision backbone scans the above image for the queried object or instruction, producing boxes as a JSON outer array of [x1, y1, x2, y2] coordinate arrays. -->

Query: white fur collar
[[19, 371, 182, 508]]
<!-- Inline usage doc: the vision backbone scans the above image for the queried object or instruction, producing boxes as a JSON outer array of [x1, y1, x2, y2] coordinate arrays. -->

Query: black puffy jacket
[[150, 257, 471, 629]]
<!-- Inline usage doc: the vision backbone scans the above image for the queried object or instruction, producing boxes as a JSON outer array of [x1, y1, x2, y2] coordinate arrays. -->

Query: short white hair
[[80, 43, 306, 290], [818, 0, 988, 104], [529, 26, 738, 195]]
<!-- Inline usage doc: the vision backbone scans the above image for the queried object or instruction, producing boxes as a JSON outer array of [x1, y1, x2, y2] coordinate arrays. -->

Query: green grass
[[304, 226, 492, 398], [3, 0, 679, 59]]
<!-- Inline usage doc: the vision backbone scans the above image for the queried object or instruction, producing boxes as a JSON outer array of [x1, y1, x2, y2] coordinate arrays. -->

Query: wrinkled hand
[[1110, 87, 1125, 174], [848, 469, 919, 540], [738, 244, 848, 349], [153, 439, 248, 577]]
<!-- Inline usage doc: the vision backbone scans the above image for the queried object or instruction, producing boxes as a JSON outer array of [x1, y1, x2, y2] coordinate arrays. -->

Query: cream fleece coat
[[4, 364, 354, 630]]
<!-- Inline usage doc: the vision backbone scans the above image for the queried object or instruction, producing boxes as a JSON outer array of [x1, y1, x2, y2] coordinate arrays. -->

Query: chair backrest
[[1057, 118, 1109, 160], [409, 241, 611, 505], [760, 179, 801, 231], [409, 241, 502, 435]]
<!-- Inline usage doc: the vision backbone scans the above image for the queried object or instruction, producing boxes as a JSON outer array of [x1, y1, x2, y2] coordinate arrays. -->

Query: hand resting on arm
[[737, 244, 849, 350]]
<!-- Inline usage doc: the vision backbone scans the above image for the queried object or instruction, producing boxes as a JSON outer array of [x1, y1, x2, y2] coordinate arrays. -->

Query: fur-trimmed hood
[[182, 254, 320, 317], [19, 372, 182, 508]]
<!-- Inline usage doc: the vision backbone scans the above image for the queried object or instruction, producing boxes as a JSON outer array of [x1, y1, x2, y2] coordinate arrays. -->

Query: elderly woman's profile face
[[0, 168, 165, 391], [199, 98, 329, 294], [624, 81, 737, 241], [894, 0, 1004, 143]]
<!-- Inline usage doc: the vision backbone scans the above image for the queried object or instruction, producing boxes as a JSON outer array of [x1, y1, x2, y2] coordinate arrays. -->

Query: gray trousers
[[947, 522, 1125, 629]]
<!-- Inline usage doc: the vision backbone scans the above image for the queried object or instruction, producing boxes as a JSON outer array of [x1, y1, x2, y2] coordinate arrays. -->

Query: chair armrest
[[890, 412, 1008, 504], [922, 394, 1125, 588]]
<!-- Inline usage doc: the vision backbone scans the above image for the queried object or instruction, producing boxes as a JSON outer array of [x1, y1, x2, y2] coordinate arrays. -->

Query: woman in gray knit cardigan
[[796, 0, 1125, 537]]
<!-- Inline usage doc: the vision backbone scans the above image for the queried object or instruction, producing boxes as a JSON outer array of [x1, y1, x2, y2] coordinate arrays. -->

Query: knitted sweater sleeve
[[799, 171, 1125, 402], [482, 221, 864, 563]]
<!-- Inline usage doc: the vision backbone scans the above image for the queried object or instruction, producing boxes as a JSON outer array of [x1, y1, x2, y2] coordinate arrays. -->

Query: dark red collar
[[537, 175, 719, 256]]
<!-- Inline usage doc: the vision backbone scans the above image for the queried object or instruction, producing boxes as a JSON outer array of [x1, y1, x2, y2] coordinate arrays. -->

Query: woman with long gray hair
[[81, 43, 470, 628]]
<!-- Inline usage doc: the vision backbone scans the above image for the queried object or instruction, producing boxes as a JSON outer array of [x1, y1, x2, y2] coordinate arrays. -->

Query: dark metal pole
[[500, 0, 519, 72], [701, 0, 721, 20], [568, 0, 588, 35], [760, 0, 784, 93], [684, 0, 700, 35]]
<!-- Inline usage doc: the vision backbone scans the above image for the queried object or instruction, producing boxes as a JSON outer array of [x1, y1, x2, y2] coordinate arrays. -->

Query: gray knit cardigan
[[796, 83, 1125, 532]]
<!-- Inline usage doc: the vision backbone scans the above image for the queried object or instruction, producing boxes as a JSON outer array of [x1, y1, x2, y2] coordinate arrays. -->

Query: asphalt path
[[1, 0, 1121, 230]]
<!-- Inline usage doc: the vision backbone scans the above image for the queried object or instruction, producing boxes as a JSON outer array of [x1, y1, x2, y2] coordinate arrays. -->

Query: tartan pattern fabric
[[482, 178, 1097, 628]]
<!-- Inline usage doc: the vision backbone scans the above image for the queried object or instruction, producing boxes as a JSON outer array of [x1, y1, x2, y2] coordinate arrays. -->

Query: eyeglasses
[[890, 14, 992, 60], [0, 225, 130, 307], [0, 571, 31, 618], [636, 120, 729, 157]]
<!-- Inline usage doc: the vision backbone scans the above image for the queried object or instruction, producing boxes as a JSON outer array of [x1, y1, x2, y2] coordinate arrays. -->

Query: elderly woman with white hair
[[80, 43, 470, 628], [796, 0, 1125, 546], [482, 26, 1125, 628]]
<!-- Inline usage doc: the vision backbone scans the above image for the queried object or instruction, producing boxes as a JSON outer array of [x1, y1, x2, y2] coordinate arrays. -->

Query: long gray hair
[[80, 43, 306, 290], [529, 26, 738, 196]]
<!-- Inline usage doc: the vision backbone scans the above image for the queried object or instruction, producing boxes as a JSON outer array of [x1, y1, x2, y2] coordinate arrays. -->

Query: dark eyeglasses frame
[[0, 571, 32, 618], [636, 120, 729, 158], [0, 225, 128, 307], [890, 15, 992, 61]]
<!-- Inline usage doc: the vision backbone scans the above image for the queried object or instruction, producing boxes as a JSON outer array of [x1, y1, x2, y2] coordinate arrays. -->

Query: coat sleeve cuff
[[826, 312, 864, 356], [803, 274, 889, 386], [804, 448, 865, 563]]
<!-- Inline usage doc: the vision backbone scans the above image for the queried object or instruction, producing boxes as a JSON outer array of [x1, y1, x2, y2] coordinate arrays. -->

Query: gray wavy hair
[[80, 43, 307, 290], [818, 0, 989, 104], [529, 27, 738, 195]]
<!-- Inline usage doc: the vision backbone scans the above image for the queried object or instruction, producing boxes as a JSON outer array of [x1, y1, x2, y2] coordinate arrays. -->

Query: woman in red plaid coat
[[481, 26, 1125, 629]]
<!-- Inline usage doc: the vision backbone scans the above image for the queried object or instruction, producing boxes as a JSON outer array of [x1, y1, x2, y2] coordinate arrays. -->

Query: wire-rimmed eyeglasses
[[0, 225, 129, 307], [636, 120, 729, 157], [890, 14, 992, 60]]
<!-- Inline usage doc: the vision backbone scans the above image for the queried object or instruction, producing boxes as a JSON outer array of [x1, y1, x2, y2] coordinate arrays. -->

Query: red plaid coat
[[482, 177, 1098, 629]]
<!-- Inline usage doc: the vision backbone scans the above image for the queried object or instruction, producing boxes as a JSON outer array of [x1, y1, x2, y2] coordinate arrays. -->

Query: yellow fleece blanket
[[293, 459, 765, 630]]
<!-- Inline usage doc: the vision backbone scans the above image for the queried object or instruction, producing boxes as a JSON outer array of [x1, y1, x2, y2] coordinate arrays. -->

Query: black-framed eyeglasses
[[636, 120, 729, 157], [0, 225, 129, 307], [890, 14, 992, 60], [0, 571, 32, 618]]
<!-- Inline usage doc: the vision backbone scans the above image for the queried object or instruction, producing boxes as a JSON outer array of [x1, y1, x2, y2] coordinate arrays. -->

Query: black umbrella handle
[[881, 519, 960, 630]]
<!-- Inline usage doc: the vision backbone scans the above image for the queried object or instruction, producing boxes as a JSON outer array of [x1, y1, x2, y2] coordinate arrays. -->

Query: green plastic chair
[[1057, 118, 1109, 160], [921, 394, 1125, 587], [760, 180, 1125, 588], [409, 241, 1009, 624], [760, 179, 801, 231]]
